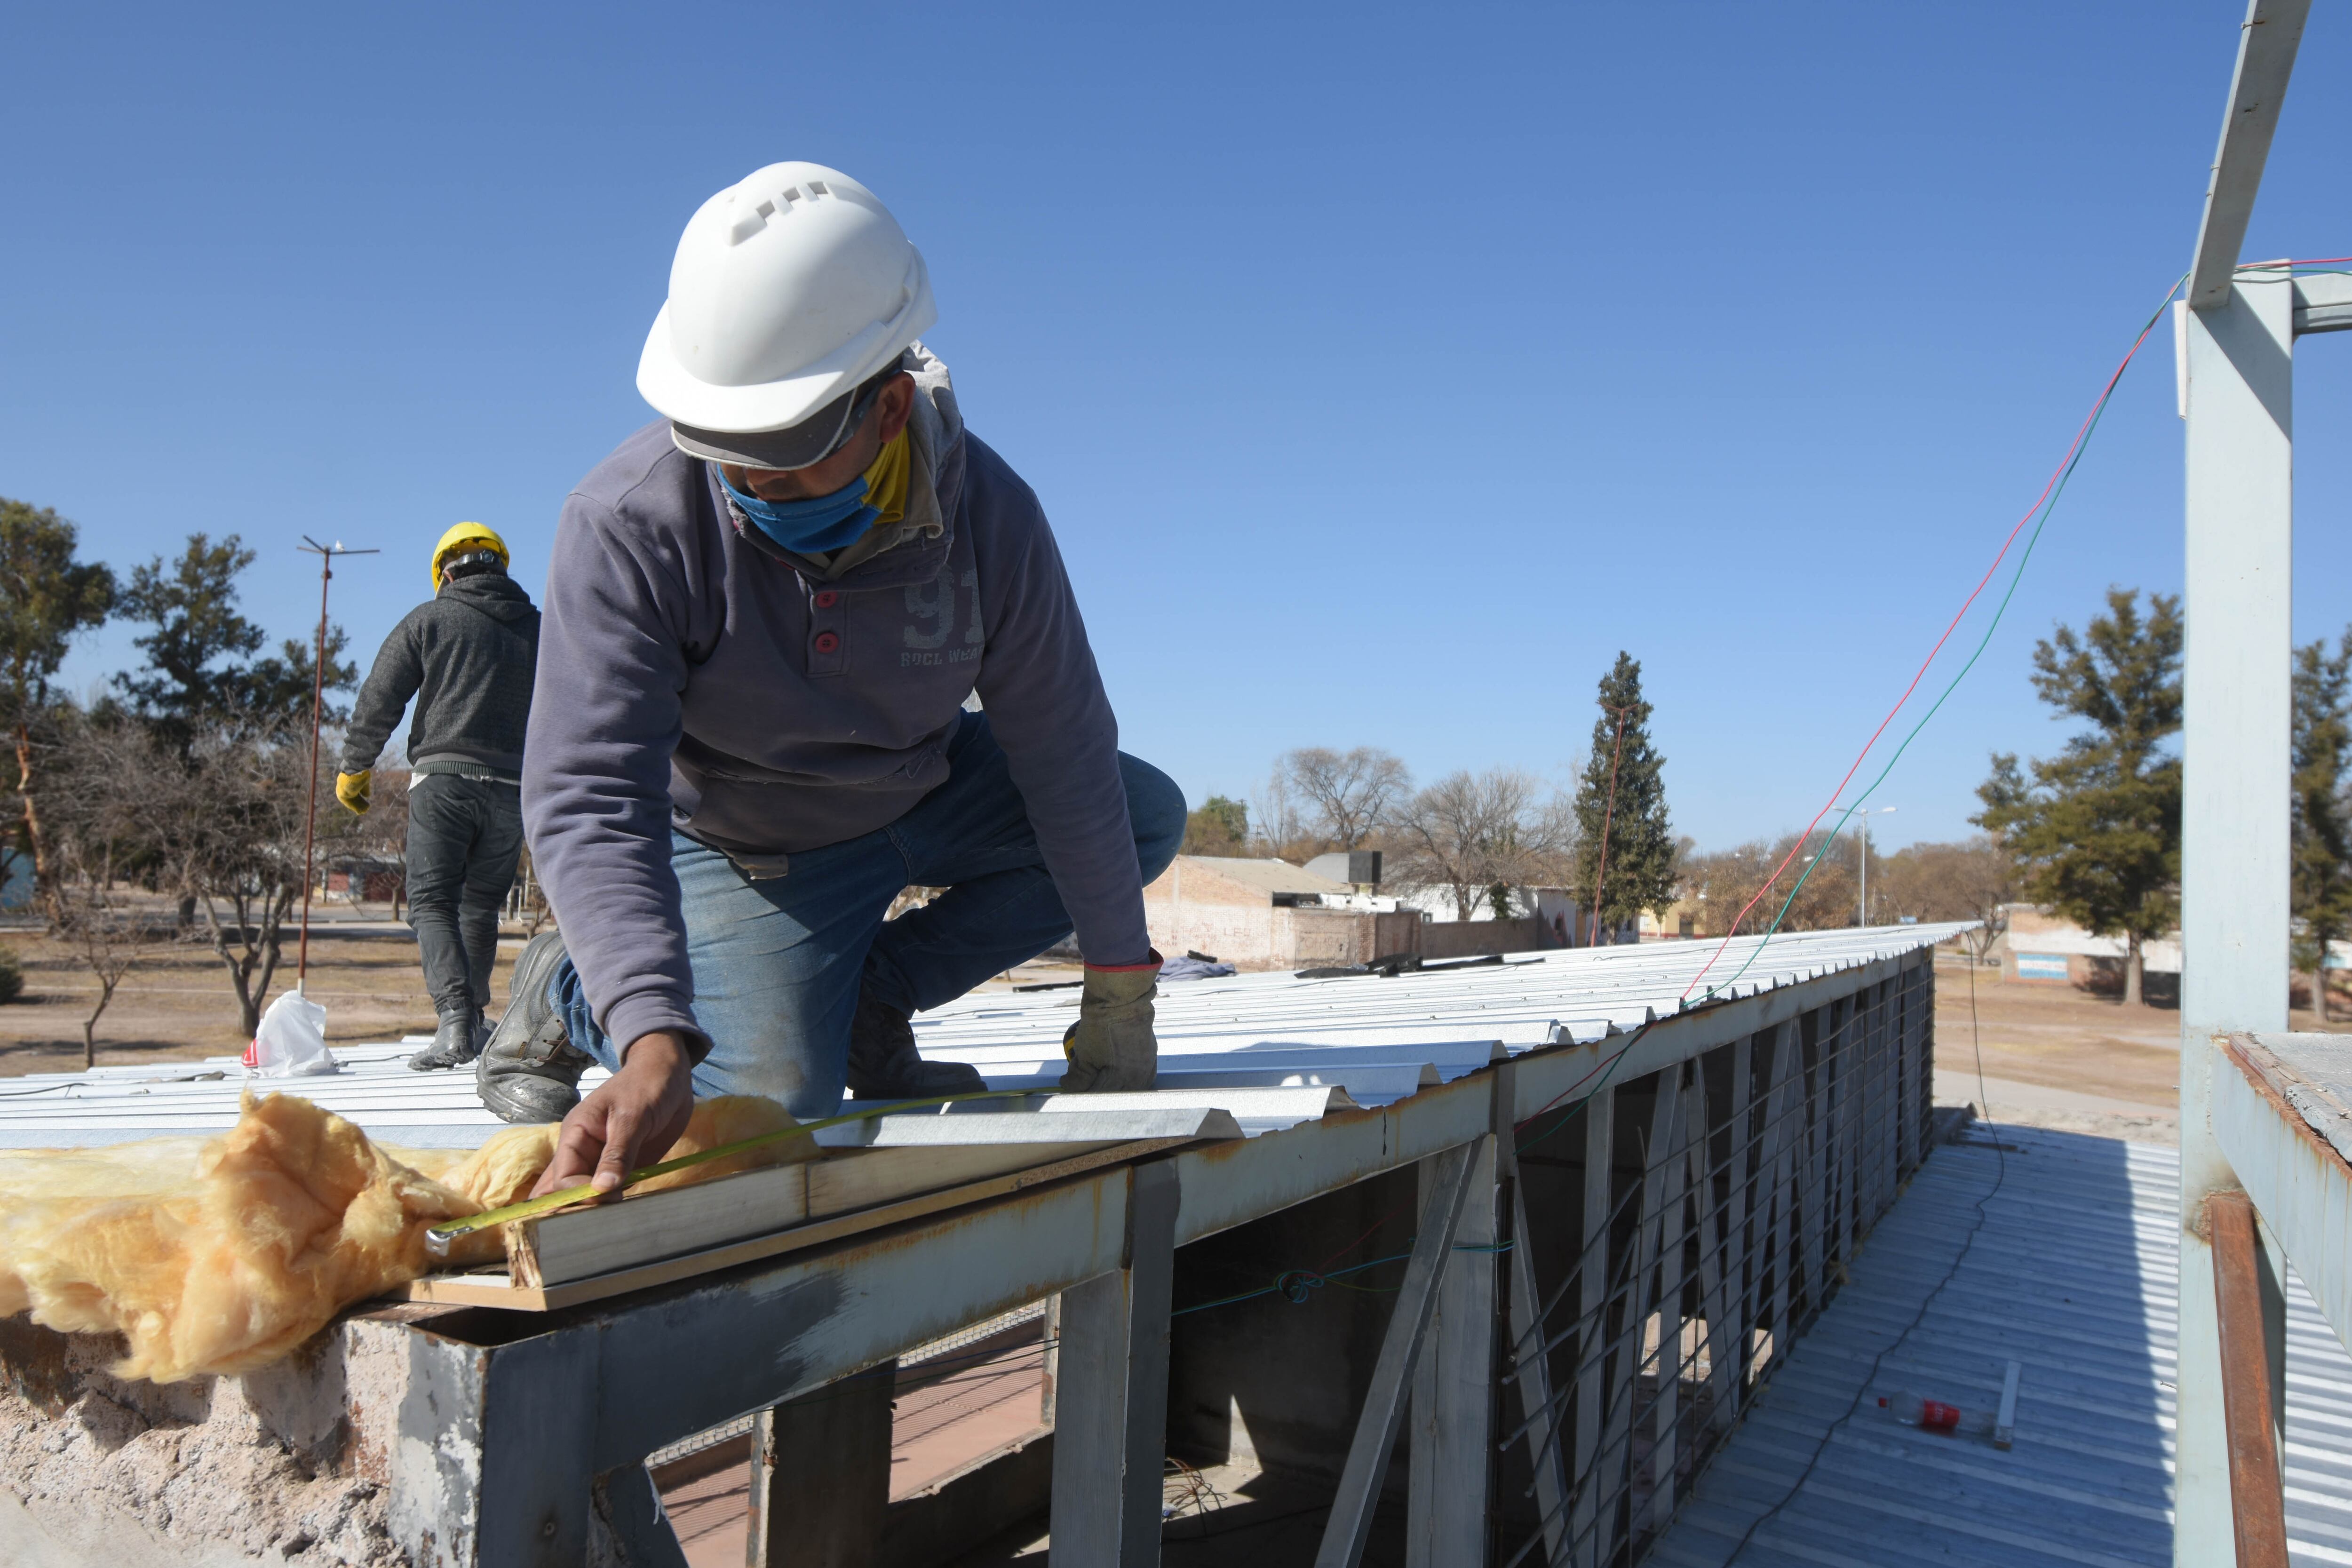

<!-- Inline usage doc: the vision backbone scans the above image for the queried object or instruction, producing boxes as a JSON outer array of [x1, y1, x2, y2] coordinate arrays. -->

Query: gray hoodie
[[342, 573, 540, 778], [524, 348, 1148, 1053]]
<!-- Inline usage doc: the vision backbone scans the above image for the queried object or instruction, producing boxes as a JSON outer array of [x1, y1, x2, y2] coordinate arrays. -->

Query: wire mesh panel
[[1499, 955, 1936, 1568]]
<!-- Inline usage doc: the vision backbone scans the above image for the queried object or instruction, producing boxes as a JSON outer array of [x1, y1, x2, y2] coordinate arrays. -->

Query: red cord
[[1678, 300, 2173, 1003]]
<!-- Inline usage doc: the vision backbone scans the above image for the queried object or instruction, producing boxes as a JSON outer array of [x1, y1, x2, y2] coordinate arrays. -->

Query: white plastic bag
[[245, 991, 339, 1077]]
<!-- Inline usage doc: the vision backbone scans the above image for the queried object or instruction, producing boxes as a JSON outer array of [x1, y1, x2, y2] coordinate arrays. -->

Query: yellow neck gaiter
[[861, 429, 910, 533]]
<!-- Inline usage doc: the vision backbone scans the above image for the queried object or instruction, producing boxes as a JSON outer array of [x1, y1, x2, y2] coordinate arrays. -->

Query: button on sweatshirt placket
[[808, 586, 848, 676]]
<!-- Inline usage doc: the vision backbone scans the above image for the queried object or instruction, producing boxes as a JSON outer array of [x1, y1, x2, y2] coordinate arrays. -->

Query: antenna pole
[[294, 537, 379, 994]]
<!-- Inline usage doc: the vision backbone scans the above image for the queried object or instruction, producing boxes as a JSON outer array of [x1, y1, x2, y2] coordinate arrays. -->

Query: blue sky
[[3, 1, 2345, 852]]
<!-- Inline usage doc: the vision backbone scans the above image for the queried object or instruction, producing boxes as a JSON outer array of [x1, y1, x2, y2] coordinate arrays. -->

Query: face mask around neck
[[715, 466, 878, 556]]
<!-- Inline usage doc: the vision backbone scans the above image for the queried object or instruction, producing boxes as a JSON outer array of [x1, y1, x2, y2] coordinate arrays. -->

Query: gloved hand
[[1058, 952, 1163, 1092], [335, 770, 372, 815]]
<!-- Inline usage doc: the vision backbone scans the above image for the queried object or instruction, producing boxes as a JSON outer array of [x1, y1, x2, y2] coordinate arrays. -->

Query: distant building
[[325, 856, 405, 903], [1146, 858, 1591, 970], [1144, 857, 1419, 971], [0, 849, 31, 912]]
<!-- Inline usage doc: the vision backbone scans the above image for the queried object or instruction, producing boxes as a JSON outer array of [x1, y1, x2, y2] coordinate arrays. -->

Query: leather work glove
[[1058, 953, 1163, 1092], [335, 769, 372, 815]]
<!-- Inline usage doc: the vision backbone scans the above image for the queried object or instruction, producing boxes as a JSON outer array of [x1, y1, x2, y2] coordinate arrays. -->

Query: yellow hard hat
[[430, 522, 509, 589]]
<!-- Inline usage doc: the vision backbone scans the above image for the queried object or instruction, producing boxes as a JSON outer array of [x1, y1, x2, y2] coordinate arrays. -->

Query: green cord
[[1699, 277, 2185, 1003]]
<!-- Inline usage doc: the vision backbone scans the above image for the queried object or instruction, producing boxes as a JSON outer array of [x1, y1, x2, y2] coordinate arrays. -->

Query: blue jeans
[[551, 712, 1185, 1116]]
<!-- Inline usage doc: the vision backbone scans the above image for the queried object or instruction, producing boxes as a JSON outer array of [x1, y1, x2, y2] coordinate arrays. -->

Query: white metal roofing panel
[[0, 924, 1969, 1149], [1650, 1124, 2352, 1567]]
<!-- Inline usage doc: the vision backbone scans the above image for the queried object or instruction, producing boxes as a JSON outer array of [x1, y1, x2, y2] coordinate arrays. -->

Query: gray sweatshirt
[[524, 348, 1148, 1053], [342, 573, 540, 778]]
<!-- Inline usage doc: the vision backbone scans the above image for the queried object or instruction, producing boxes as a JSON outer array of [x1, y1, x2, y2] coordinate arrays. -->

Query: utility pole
[[294, 537, 378, 993], [1854, 806, 1895, 926]]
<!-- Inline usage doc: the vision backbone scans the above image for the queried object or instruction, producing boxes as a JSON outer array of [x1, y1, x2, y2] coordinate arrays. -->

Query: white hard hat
[[636, 162, 936, 470]]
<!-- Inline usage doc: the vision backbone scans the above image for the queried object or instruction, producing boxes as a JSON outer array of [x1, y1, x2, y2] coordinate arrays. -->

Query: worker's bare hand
[[532, 1032, 696, 1198]]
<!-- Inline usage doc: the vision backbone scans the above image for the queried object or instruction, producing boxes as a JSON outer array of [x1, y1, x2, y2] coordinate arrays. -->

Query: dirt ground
[[1929, 951, 2352, 1144], [0, 907, 1081, 1076], [0, 906, 519, 1074]]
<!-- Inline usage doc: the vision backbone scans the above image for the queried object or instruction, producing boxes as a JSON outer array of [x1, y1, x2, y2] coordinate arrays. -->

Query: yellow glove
[[335, 770, 372, 815]]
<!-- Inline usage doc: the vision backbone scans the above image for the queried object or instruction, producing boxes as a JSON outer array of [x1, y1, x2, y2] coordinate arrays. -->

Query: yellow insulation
[[0, 1090, 808, 1383]]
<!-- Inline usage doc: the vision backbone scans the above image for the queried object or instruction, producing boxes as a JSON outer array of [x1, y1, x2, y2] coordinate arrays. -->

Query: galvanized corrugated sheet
[[1650, 1124, 2352, 1567], [0, 924, 1972, 1148]]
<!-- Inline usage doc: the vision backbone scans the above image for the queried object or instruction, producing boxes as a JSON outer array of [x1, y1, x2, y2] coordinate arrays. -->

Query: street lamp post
[[1851, 806, 1896, 926]]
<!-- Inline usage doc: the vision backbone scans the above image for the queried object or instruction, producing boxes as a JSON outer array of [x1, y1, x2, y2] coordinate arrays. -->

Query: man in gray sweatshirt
[[337, 523, 541, 1070], [484, 163, 1181, 1195]]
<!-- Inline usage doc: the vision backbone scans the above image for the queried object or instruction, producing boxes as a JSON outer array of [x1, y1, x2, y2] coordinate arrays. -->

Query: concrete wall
[[1420, 917, 1550, 961], [0, 1312, 416, 1566], [1144, 901, 1382, 971]]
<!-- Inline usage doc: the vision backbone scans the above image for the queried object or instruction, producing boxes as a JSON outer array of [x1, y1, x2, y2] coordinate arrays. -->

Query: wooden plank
[[1506, 1181, 1570, 1564], [1896, 965, 1918, 1178], [745, 1365, 896, 1568], [1702, 1032, 1753, 1423], [1796, 1008, 1827, 1319], [1314, 1138, 1485, 1568], [810, 1142, 1120, 1218], [1649, 1066, 1700, 1533], [403, 1138, 1193, 1312], [1568, 1081, 1616, 1568], [1408, 1134, 1497, 1568], [1595, 1071, 1683, 1565], [510, 1142, 1131, 1291], [1756, 1023, 1801, 1365], [510, 1162, 810, 1290]]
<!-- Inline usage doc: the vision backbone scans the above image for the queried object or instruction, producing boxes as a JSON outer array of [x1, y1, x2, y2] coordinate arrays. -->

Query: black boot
[[845, 989, 985, 1100], [476, 931, 594, 1123], [409, 1002, 482, 1071]]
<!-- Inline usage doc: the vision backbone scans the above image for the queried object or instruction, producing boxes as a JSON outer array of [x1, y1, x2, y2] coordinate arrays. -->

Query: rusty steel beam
[[2207, 1190, 2290, 1568]]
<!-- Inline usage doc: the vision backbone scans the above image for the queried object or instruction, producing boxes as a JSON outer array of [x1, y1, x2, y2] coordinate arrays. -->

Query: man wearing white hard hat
[[485, 164, 1181, 1193]]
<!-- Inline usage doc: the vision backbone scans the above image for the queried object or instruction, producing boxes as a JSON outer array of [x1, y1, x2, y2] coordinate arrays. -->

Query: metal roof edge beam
[[2187, 0, 2312, 311], [2296, 272, 2352, 336]]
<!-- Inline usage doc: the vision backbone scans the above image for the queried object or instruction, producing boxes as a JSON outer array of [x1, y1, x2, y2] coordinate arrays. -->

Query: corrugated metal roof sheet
[[0, 924, 1971, 1149], [1650, 1123, 2352, 1567]]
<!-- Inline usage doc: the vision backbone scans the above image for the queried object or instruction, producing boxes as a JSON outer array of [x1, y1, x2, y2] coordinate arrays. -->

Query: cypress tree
[[1572, 653, 1675, 941]]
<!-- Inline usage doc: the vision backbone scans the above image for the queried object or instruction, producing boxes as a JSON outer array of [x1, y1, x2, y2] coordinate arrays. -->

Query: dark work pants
[[405, 774, 525, 1015]]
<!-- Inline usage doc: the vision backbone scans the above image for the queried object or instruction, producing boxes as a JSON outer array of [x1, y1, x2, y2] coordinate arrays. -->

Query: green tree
[[1571, 653, 1674, 942], [1974, 588, 2182, 1006], [0, 499, 117, 899], [1182, 795, 1250, 857], [2291, 631, 2352, 1021], [114, 533, 353, 747]]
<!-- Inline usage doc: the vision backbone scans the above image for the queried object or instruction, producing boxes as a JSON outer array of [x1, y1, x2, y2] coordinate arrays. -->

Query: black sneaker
[[845, 989, 985, 1100], [476, 931, 593, 1123], [408, 1003, 482, 1071]]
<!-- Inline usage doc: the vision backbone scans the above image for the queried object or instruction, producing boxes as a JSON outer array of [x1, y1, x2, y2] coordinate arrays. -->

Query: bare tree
[[1871, 835, 2017, 962], [1249, 765, 1309, 862], [1680, 831, 1859, 937], [116, 716, 356, 1037], [1389, 769, 1572, 920], [1279, 747, 1413, 850], [40, 711, 167, 1066]]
